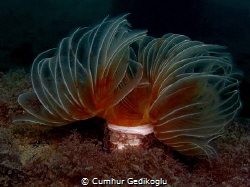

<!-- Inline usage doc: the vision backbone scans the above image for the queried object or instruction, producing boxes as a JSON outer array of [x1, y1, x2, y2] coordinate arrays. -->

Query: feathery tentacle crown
[[14, 14, 146, 125], [14, 15, 242, 159]]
